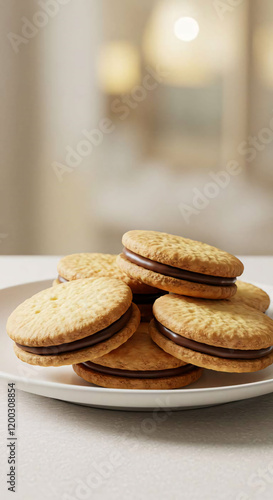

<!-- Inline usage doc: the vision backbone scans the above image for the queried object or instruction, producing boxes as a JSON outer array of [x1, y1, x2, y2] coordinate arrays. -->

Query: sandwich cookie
[[117, 230, 244, 299], [56, 253, 164, 321], [227, 281, 270, 312], [150, 294, 273, 373], [7, 277, 140, 367], [73, 322, 202, 389]]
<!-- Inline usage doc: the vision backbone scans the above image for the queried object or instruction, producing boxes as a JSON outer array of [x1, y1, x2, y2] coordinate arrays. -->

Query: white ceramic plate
[[1, 279, 273, 411]]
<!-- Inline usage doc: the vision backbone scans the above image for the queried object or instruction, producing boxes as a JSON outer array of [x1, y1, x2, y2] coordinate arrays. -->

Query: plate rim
[[1, 368, 273, 395]]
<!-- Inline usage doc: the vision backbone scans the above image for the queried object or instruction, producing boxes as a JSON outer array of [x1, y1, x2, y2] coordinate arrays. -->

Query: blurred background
[[1, 0, 273, 256]]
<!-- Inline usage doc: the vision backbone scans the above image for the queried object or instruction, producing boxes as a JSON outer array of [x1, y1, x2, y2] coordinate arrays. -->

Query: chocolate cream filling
[[123, 248, 236, 286], [82, 360, 196, 379], [16, 306, 133, 356], [155, 320, 273, 360]]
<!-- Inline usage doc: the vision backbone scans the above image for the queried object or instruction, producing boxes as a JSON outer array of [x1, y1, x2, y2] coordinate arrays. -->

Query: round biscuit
[[117, 254, 237, 299], [7, 277, 133, 346], [57, 252, 159, 294], [153, 294, 273, 349], [150, 321, 273, 373], [228, 280, 270, 312], [122, 230, 244, 277], [94, 322, 186, 371], [73, 362, 202, 390], [13, 303, 140, 367]]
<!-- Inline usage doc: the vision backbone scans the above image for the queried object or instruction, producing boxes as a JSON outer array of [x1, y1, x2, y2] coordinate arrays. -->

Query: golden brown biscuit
[[55, 276, 158, 321], [56, 253, 164, 320], [93, 322, 186, 370], [117, 230, 243, 299], [228, 281, 270, 312], [150, 294, 273, 373], [118, 254, 237, 300], [57, 253, 159, 294], [7, 278, 140, 367], [73, 322, 202, 389]]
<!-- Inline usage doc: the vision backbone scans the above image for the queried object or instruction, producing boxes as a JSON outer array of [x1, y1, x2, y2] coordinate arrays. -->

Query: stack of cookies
[[6, 230, 273, 391]]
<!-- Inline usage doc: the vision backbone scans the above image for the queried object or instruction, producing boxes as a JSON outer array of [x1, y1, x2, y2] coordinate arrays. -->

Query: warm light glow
[[98, 42, 140, 94], [174, 17, 199, 42], [143, 1, 232, 87], [143, 2, 214, 87]]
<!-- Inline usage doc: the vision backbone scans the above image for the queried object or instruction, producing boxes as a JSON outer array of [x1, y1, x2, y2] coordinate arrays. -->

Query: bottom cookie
[[73, 321, 202, 389], [150, 320, 273, 373], [72, 361, 202, 390]]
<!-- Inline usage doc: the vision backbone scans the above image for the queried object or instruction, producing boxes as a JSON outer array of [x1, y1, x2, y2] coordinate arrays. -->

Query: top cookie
[[117, 230, 243, 299], [94, 322, 186, 371], [57, 253, 158, 294], [122, 230, 243, 277], [7, 277, 133, 346], [228, 281, 270, 312]]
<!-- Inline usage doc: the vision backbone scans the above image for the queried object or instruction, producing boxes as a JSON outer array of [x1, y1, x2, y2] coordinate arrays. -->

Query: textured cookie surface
[[150, 320, 273, 373], [94, 322, 186, 371], [153, 294, 273, 349], [228, 281, 270, 312], [73, 362, 202, 390], [117, 254, 237, 299], [122, 230, 244, 277], [7, 277, 132, 346], [13, 303, 140, 367], [57, 253, 158, 294]]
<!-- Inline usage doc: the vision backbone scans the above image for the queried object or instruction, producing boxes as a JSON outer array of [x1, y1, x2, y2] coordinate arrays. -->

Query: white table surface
[[1, 256, 273, 500]]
